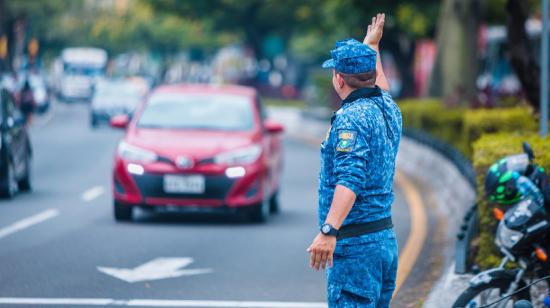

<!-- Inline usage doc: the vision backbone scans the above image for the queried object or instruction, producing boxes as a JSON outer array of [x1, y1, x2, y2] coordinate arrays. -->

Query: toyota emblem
[[176, 156, 194, 169]]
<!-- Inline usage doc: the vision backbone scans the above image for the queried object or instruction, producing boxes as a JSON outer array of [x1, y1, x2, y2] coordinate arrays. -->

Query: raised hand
[[363, 13, 385, 48]]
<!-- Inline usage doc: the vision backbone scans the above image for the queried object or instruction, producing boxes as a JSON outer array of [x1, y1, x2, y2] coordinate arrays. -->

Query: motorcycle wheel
[[452, 279, 529, 308]]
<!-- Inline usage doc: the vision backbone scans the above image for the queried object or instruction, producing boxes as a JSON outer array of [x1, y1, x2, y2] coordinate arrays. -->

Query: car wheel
[[0, 161, 18, 199], [249, 195, 270, 223], [18, 153, 32, 192], [114, 200, 133, 222], [269, 190, 280, 214], [90, 114, 98, 128]]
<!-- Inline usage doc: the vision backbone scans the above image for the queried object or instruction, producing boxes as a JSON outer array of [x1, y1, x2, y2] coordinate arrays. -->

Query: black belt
[[337, 217, 393, 240]]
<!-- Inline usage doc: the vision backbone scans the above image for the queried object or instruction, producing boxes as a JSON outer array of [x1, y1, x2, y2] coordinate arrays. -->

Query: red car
[[110, 84, 284, 222]]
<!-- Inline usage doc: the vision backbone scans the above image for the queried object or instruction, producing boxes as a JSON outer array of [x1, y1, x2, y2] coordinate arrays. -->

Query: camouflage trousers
[[327, 231, 398, 308]]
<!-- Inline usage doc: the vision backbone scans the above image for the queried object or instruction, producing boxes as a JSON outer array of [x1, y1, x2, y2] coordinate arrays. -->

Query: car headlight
[[495, 221, 523, 249], [118, 142, 157, 163], [34, 89, 46, 102], [214, 144, 262, 166]]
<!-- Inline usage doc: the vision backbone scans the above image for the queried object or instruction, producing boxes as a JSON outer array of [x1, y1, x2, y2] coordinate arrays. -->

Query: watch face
[[321, 224, 331, 234]]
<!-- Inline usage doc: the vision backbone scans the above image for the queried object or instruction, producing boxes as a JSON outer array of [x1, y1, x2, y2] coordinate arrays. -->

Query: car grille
[[131, 173, 234, 200]]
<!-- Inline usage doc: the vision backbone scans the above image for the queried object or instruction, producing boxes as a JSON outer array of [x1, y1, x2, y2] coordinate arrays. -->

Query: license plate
[[163, 175, 205, 194]]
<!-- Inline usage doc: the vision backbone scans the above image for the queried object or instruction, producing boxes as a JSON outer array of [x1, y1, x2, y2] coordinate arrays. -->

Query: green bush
[[463, 108, 538, 156], [264, 98, 306, 109], [398, 99, 468, 153], [472, 133, 550, 268], [398, 99, 545, 269], [398, 99, 537, 158]]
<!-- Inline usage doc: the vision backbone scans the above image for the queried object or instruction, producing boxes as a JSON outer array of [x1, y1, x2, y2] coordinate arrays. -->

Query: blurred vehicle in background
[[477, 19, 543, 106], [17, 73, 49, 114], [0, 73, 17, 95], [90, 79, 143, 128], [0, 89, 32, 199], [110, 84, 284, 222], [57, 47, 107, 102]]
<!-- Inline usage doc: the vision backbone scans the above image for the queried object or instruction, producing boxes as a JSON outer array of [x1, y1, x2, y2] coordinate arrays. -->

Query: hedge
[[398, 99, 538, 157], [472, 133, 550, 269], [399, 99, 468, 154], [463, 108, 538, 156]]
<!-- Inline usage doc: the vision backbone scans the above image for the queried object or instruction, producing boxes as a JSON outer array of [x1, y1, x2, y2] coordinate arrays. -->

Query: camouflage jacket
[[318, 86, 402, 245]]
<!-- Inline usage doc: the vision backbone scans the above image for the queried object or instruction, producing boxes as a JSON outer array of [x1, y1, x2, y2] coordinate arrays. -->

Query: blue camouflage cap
[[321, 38, 377, 74]]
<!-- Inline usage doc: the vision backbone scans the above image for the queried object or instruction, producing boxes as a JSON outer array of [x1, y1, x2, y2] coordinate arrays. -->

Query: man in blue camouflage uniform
[[307, 14, 402, 307]]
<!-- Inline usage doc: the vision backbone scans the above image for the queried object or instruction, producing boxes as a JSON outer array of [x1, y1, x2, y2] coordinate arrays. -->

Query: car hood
[[125, 128, 258, 159]]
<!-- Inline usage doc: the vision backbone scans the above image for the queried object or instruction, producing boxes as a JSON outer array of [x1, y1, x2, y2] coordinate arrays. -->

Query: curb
[[397, 138, 475, 307]]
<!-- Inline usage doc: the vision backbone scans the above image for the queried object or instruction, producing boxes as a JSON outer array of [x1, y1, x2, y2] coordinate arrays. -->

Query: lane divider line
[[82, 186, 105, 202], [393, 171, 428, 296], [0, 209, 60, 240], [0, 298, 326, 307]]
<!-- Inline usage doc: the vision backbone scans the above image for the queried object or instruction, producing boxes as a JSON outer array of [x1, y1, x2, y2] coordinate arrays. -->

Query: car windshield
[[64, 64, 104, 77], [95, 83, 141, 100], [137, 93, 254, 131]]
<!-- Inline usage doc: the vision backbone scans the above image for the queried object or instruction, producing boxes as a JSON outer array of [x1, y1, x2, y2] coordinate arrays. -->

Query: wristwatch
[[320, 223, 339, 237]]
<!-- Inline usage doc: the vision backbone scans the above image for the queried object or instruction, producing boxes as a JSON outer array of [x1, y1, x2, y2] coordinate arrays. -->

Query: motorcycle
[[453, 144, 550, 308]]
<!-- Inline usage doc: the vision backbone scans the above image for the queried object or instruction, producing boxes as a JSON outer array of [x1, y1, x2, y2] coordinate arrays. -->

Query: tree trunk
[[240, 1, 263, 59], [506, 0, 540, 112], [429, 0, 480, 105]]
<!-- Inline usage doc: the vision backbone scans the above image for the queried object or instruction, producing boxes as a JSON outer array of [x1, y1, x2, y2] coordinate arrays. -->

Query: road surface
[[0, 102, 418, 307]]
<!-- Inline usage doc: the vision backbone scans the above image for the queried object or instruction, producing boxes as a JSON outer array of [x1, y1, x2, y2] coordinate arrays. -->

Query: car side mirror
[[264, 119, 284, 134], [110, 114, 129, 129]]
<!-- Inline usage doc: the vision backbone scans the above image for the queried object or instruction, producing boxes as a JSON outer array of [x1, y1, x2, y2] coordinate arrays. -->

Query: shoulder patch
[[336, 130, 357, 152]]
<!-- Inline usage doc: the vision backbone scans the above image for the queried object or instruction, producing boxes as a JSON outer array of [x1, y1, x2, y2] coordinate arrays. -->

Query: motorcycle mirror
[[522, 142, 535, 161]]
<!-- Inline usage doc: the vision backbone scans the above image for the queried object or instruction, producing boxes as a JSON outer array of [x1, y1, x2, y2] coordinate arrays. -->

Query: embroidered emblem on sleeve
[[336, 130, 357, 152]]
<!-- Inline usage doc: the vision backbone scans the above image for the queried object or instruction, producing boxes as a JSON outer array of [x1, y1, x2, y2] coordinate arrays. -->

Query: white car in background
[[26, 74, 50, 113], [59, 47, 108, 102], [90, 80, 144, 128]]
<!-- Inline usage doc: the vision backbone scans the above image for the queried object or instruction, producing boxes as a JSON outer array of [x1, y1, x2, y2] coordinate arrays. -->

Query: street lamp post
[[542, 0, 549, 137]]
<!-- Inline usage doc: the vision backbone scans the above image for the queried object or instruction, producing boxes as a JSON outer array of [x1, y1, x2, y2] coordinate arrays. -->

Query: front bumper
[[61, 86, 92, 100], [92, 109, 130, 123], [113, 159, 265, 211]]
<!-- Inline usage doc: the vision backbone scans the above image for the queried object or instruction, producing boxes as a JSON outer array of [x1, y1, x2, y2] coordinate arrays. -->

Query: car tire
[[269, 190, 280, 214], [90, 114, 98, 128], [18, 152, 32, 192], [114, 200, 133, 222], [249, 196, 270, 223], [0, 160, 18, 199]]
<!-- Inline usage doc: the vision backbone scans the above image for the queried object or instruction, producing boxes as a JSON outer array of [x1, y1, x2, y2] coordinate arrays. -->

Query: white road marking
[[82, 186, 105, 202], [0, 298, 327, 307], [97, 257, 212, 283], [0, 209, 59, 240]]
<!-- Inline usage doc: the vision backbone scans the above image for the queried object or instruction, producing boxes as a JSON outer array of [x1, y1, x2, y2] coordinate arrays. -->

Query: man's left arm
[[308, 118, 369, 270], [308, 185, 356, 270]]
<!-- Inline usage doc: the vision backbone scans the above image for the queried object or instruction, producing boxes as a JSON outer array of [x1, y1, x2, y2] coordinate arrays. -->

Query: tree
[[0, 0, 75, 72], [505, 0, 541, 112], [429, 0, 481, 104], [148, 0, 316, 60]]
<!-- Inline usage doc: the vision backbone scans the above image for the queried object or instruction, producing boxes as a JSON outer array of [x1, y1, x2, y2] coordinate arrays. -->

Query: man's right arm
[[363, 13, 390, 91]]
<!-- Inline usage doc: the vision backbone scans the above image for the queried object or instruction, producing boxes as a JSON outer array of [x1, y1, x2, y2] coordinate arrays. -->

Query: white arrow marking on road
[[82, 186, 105, 202], [97, 257, 212, 283]]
